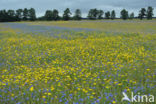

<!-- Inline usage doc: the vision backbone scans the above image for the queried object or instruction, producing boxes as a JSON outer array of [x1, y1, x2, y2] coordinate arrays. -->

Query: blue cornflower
[[59, 99, 62, 102]]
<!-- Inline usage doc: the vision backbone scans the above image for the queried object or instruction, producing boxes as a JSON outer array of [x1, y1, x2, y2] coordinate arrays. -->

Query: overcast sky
[[0, 0, 156, 17]]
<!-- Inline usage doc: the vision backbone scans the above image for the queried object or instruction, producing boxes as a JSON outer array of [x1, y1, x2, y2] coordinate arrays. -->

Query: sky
[[0, 0, 156, 17]]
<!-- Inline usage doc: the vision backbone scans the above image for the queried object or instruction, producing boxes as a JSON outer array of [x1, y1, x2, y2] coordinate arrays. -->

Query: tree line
[[0, 8, 36, 22], [0, 6, 154, 22]]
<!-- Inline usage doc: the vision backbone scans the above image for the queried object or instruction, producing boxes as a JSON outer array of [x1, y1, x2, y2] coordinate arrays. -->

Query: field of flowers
[[0, 21, 156, 104], [27, 20, 156, 34]]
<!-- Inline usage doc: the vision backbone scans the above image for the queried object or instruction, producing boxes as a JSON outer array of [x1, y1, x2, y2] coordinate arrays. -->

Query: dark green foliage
[[0, 8, 37, 22], [0, 10, 9, 22], [44, 10, 53, 20], [111, 10, 116, 20], [97, 10, 104, 19], [23, 8, 29, 20], [29, 8, 36, 21], [37, 16, 45, 21], [105, 11, 110, 19], [88, 9, 96, 20], [138, 8, 146, 20], [120, 9, 129, 20], [129, 12, 134, 19], [63, 8, 71, 21], [73, 9, 82, 20], [7, 10, 16, 21], [16, 9, 23, 21], [52, 9, 59, 21], [0, 9, 17, 22], [88, 9, 104, 20], [147, 6, 154, 20], [0, 7, 155, 22], [44, 9, 60, 21]]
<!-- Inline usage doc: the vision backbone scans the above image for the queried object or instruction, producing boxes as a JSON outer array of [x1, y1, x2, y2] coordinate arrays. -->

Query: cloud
[[0, 0, 156, 17]]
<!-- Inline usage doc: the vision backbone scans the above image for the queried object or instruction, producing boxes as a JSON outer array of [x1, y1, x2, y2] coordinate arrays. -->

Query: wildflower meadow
[[0, 21, 156, 104]]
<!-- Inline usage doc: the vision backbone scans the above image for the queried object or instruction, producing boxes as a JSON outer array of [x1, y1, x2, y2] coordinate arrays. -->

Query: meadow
[[26, 20, 156, 34], [0, 20, 156, 104]]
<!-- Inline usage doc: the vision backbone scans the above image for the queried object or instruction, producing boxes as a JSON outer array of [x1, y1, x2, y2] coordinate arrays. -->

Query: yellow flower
[[48, 93, 51, 96], [118, 83, 122, 86], [112, 101, 116, 104], [58, 83, 61, 86], [127, 88, 130, 92], [51, 86, 55, 91], [90, 96, 94, 99], [82, 89, 88, 93], [42, 96, 46, 98], [101, 70, 105, 73], [92, 92, 96, 95], [30, 86, 34, 92], [146, 69, 150, 71], [93, 83, 96, 85], [106, 86, 110, 89], [114, 81, 118, 84]]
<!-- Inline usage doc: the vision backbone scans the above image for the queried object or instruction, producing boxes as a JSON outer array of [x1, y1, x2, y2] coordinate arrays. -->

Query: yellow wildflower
[[30, 86, 34, 92]]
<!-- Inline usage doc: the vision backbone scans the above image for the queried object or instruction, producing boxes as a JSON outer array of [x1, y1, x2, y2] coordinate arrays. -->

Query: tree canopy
[[105, 11, 110, 19], [73, 9, 82, 20], [0, 7, 155, 22], [147, 6, 154, 20], [63, 8, 71, 21], [120, 9, 129, 20], [88, 9, 104, 20], [138, 8, 146, 20], [129, 12, 134, 19], [111, 10, 116, 20]]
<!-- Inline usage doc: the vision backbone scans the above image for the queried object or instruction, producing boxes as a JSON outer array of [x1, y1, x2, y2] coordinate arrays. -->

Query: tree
[[0, 10, 9, 22], [52, 9, 59, 21], [73, 9, 82, 20], [138, 8, 146, 20], [105, 11, 110, 19], [29, 8, 36, 21], [7, 10, 16, 21], [87, 9, 99, 20], [63, 8, 71, 21], [97, 10, 104, 19], [147, 6, 154, 20], [92, 9, 98, 19], [87, 9, 94, 19], [37, 16, 45, 21], [44, 10, 53, 20], [23, 8, 29, 20], [129, 12, 134, 19], [16, 9, 23, 21], [120, 9, 128, 20], [111, 10, 116, 20]]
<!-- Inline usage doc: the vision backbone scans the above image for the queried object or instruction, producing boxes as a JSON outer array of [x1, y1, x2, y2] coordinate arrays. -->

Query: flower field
[[0, 21, 156, 104]]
